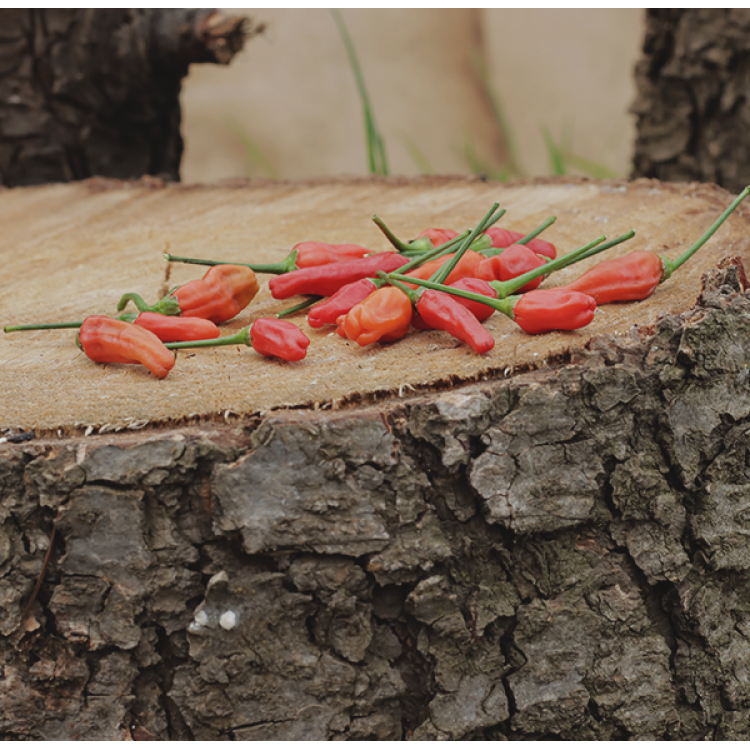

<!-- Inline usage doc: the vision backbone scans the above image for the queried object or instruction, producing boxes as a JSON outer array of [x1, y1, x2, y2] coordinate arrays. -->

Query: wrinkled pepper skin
[[294, 242, 372, 268], [415, 228, 459, 247], [403, 250, 485, 287], [307, 278, 378, 328], [133, 312, 220, 342], [483, 227, 557, 259], [269, 252, 408, 300], [416, 289, 495, 353], [173, 265, 259, 323], [559, 251, 665, 304], [476, 244, 546, 291], [510, 289, 596, 334], [249, 318, 310, 361], [78, 316, 176, 378], [336, 286, 413, 346]]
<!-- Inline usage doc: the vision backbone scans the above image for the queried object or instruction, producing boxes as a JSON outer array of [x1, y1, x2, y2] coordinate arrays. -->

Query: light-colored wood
[[1, 176, 748, 434]]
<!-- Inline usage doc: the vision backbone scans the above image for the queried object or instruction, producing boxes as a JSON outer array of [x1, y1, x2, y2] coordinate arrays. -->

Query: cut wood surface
[[1, 175, 748, 434]]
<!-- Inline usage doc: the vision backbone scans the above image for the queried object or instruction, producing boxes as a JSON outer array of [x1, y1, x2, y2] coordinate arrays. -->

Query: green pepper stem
[[488, 234, 608, 298], [275, 296, 321, 318], [481, 216, 557, 258], [165, 327, 251, 350], [371, 231, 471, 289], [117, 291, 181, 316], [117, 293, 151, 312], [662, 185, 750, 278], [554, 230, 636, 269], [4, 321, 83, 332], [380, 271, 507, 313], [430, 204, 505, 285], [372, 210, 503, 256], [382, 232, 612, 306], [517, 216, 556, 245], [164, 249, 299, 275], [383, 275, 421, 305], [371, 215, 430, 253]]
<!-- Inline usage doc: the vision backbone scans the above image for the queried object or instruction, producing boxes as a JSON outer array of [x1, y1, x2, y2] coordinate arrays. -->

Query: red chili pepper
[[484, 227, 557, 259], [131, 312, 221, 342], [269, 252, 408, 300], [307, 278, 378, 328], [77, 316, 176, 379], [336, 286, 413, 346], [403, 250, 485, 287], [445, 278, 498, 321], [416, 289, 495, 354], [501, 289, 596, 334], [293, 242, 372, 268], [556, 251, 665, 304], [476, 244, 547, 292], [415, 228, 460, 247], [249, 318, 310, 361], [118, 264, 260, 324]]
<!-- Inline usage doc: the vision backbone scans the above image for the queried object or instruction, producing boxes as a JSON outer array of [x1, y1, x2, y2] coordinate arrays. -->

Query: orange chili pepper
[[118, 264, 259, 324], [77, 316, 176, 379], [336, 286, 413, 346]]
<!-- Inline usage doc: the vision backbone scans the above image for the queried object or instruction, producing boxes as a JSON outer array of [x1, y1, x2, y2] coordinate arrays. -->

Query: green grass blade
[[470, 52, 525, 179], [331, 9, 389, 176], [401, 135, 434, 174], [225, 118, 279, 179], [541, 125, 567, 176]]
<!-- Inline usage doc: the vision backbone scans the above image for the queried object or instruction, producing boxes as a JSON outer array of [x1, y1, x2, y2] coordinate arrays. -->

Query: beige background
[[181, 9, 645, 183]]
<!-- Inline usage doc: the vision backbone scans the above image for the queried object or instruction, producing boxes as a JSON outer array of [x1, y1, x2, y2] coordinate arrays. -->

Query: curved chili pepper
[[557, 251, 664, 303], [129, 312, 221, 342], [336, 286, 413, 346], [269, 252, 408, 300], [476, 244, 547, 291], [293, 242, 372, 268], [484, 227, 557, 259], [118, 264, 260, 324], [497, 289, 597, 334], [77, 316, 176, 378], [416, 289, 495, 354], [307, 278, 378, 328]]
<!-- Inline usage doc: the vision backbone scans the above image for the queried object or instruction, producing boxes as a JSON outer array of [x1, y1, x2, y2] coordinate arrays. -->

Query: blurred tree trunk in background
[[631, 9, 750, 193], [0, 9, 259, 186]]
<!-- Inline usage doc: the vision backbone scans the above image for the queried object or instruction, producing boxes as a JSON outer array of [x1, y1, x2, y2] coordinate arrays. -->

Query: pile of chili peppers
[[5, 185, 749, 379]]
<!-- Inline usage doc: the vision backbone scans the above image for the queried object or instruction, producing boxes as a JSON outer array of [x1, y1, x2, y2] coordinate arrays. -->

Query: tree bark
[[0, 9, 260, 186], [3, 263, 750, 739], [631, 9, 750, 193]]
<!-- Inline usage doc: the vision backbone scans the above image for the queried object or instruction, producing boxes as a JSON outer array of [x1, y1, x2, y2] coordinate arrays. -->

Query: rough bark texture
[[0, 9, 259, 186], [631, 9, 750, 193], [3, 264, 750, 739]]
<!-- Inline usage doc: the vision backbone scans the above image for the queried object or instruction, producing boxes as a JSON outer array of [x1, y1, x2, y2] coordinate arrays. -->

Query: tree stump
[[0, 9, 260, 187], [632, 9, 750, 193], [2, 176, 750, 739]]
